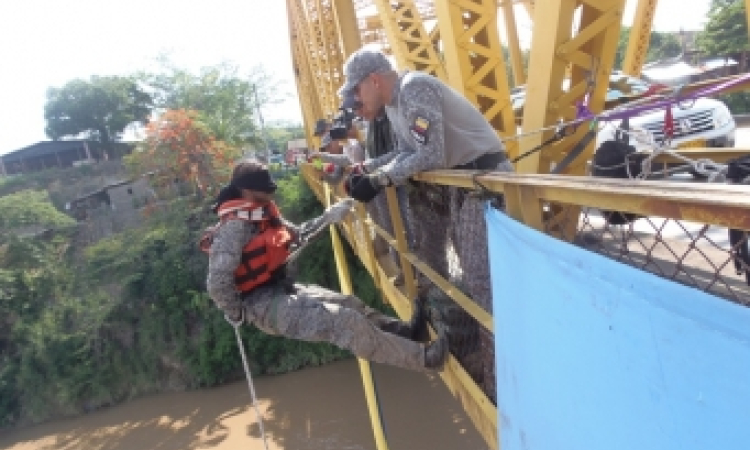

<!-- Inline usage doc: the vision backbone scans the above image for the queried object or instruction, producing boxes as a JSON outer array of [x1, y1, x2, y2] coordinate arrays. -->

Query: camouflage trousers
[[242, 282, 426, 372], [368, 186, 416, 261], [407, 158, 513, 403], [408, 185, 495, 311], [408, 158, 514, 311]]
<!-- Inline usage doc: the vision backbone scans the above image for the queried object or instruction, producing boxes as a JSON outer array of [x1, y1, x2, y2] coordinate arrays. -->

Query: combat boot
[[424, 328, 448, 371], [378, 299, 427, 341]]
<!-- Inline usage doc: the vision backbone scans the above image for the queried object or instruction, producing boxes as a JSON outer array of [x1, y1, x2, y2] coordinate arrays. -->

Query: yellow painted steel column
[[293, 0, 334, 119], [372, 0, 448, 79], [520, 0, 535, 17], [288, 0, 324, 144], [289, 0, 331, 128], [323, 184, 390, 450], [621, 0, 658, 76], [518, 0, 626, 175], [435, 0, 518, 157], [560, 0, 627, 176], [517, 0, 576, 174], [384, 186, 417, 301], [332, 0, 362, 57], [746, 0, 750, 42], [501, 0, 526, 86], [309, 0, 346, 113]]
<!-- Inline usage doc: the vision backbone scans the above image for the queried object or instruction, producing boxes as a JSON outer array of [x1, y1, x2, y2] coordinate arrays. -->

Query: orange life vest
[[202, 200, 293, 294]]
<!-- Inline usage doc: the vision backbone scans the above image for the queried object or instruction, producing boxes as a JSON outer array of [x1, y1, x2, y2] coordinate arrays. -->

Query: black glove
[[349, 174, 383, 203], [344, 172, 364, 196]]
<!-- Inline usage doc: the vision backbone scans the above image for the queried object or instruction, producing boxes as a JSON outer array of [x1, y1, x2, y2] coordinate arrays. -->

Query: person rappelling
[[203, 160, 448, 372]]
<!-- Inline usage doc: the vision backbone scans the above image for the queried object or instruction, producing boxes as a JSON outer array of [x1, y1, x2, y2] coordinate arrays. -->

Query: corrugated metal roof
[[1, 140, 89, 162]]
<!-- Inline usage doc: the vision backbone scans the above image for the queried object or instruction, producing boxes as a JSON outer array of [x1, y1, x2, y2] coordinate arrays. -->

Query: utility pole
[[252, 85, 272, 163]]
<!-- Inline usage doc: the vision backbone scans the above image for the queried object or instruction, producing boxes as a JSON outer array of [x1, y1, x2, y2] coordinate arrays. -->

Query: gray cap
[[338, 49, 393, 96]]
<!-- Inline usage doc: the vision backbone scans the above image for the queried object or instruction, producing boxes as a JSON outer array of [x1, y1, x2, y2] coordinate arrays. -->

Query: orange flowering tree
[[126, 109, 239, 198]]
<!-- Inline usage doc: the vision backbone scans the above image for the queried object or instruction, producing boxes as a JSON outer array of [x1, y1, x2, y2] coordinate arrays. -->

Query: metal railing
[[301, 164, 750, 450]]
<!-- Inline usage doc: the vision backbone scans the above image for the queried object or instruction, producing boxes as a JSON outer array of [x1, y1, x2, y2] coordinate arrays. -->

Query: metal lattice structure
[[622, 0, 659, 76], [286, 2, 750, 449]]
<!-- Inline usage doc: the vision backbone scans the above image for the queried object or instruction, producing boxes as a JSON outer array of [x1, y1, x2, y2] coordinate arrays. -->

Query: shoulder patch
[[410, 116, 430, 145]]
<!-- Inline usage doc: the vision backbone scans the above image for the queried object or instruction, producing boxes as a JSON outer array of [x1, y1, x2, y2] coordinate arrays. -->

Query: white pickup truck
[[512, 74, 736, 152], [596, 74, 736, 151]]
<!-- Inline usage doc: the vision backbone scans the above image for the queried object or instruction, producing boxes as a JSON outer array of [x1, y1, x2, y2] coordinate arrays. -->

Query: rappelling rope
[[501, 74, 750, 175], [228, 313, 270, 450], [593, 123, 730, 181]]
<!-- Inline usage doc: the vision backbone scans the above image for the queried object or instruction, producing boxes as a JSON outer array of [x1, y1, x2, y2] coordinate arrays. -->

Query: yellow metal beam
[[520, 0, 535, 17], [652, 148, 750, 164], [435, 0, 519, 158], [310, 0, 346, 113], [384, 186, 418, 300], [301, 165, 499, 450], [410, 169, 750, 231], [518, 1, 626, 175], [324, 184, 390, 450], [501, 0, 526, 86], [372, 0, 448, 79], [289, 0, 331, 123], [288, 0, 324, 144], [621, 0, 658, 76], [332, 0, 362, 57], [517, 0, 576, 173]]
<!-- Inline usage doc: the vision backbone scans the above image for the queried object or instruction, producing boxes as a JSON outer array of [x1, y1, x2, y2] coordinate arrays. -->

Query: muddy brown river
[[0, 359, 487, 450]]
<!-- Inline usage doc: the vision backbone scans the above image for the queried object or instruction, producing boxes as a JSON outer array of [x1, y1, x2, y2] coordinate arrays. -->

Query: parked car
[[512, 73, 736, 152]]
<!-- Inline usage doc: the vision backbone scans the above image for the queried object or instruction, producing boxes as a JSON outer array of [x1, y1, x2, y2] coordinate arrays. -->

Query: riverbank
[[0, 359, 487, 450]]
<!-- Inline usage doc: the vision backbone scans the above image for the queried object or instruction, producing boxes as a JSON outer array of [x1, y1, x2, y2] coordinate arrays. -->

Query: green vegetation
[[613, 27, 683, 70], [44, 76, 152, 146], [0, 171, 379, 428], [138, 60, 278, 148], [0, 190, 75, 230], [4, 59, 368, 428], [698, 0, 750, 113]]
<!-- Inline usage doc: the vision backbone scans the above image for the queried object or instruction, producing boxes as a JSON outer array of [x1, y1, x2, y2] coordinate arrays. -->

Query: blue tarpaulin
[[486, 206, 750, 450]]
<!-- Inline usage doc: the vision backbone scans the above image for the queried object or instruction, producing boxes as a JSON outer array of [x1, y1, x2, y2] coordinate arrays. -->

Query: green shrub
[[1, 172, 382, 428], [0, 190, 75, 230]]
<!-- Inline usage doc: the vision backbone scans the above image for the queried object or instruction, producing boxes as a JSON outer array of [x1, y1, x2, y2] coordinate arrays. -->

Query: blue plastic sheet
[[486, 206, 750, 450]]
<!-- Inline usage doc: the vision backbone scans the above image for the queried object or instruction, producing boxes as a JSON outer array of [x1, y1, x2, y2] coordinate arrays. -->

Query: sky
[[0, 0, 712, 156]]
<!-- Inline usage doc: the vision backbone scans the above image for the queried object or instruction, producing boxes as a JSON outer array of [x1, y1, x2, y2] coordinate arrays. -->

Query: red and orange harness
[[201, 200, 293, 294]]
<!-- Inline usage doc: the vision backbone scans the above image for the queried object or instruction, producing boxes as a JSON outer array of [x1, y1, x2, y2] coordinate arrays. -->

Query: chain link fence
[[544, 204, 750, 305]]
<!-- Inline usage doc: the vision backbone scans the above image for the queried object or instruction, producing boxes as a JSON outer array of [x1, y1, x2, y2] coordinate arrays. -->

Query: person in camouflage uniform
[[313, 108, 416, 270], [339, 49, 515, 400], [206, 160, 448, 372]]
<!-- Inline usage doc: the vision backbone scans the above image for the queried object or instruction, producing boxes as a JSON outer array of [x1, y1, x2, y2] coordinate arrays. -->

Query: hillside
[[0, 166, 379, 428]]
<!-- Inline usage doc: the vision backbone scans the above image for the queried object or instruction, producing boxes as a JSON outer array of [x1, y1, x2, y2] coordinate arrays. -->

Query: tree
[[264, 123, 305, 155], [698, 0, 749, 72], [139, 61, 284, 148], [44, 76, 152, 147], [124, 109, 239, 195], [614, 27, 683, 70]]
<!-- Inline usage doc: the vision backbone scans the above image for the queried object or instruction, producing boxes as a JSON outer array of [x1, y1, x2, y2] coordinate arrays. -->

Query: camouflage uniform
[[341, 50, 515, 400], [365, 111, 416, 258], [206, 200, 427, 372], [364, 70, 514, 313]]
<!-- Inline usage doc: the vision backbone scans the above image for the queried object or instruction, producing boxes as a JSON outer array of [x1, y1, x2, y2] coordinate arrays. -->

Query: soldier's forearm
[[381, 146, 443, 186], [281, 218, 301, 242], [364, 150, 399, 173]]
